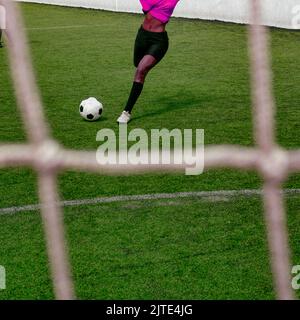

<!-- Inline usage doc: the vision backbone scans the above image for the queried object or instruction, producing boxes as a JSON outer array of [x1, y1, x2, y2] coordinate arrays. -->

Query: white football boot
[[117, 111, 131, 124]]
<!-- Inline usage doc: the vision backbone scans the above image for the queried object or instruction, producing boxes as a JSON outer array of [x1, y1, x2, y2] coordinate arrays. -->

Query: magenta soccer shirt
[[140, 0, 180, 24]]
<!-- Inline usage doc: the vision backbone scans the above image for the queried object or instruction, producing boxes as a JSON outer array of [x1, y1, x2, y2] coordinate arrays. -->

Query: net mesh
[[0, 0, 298, 300]]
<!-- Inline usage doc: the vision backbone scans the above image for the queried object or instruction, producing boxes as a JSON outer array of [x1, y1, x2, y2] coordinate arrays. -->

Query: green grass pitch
[[0, 3, 300, 299]]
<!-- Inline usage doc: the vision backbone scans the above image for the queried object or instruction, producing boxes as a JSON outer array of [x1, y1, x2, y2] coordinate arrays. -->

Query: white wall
[[18, 0, 300, 29]]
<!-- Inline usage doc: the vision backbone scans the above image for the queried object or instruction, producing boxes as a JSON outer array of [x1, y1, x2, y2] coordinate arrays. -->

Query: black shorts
[[134, 26, 169, 67]]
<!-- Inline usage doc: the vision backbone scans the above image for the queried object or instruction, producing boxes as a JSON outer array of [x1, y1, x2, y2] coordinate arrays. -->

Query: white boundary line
[[1, 188, 300, 216]]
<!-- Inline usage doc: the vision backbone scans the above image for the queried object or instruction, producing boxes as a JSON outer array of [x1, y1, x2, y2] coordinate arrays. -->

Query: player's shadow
[[131, 92, 204, 122]]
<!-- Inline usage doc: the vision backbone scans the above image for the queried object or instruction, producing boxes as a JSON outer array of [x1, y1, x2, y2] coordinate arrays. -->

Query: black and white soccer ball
[[79, 97, 103, 121]]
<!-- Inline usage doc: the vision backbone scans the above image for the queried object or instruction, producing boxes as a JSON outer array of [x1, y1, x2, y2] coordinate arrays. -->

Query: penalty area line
[[0, 188, 300, 216]]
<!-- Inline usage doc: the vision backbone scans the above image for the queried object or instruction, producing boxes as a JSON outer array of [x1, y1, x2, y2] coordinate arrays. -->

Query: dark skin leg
[[121, 13, 165, 116], [134, 54, 157, 84], [136, 12, 165, 83], [120, 14, 164, 116]]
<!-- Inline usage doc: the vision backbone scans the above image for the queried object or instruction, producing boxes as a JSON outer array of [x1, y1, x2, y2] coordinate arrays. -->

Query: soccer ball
[[79, 97, 103, 121]]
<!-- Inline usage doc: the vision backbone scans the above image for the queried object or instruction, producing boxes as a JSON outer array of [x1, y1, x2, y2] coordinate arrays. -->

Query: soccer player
[[117, 0, 180, 124]]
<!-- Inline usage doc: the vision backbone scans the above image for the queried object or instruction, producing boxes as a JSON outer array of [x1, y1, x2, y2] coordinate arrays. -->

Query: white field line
[[1, 188, 300, 216]]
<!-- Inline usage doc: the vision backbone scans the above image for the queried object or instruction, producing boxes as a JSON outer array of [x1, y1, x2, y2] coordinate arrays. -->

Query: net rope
[[0, 0, 298, 299]]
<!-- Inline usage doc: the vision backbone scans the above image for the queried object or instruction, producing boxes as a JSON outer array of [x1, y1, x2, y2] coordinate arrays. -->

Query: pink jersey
[[140, 0, 180, 24]]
